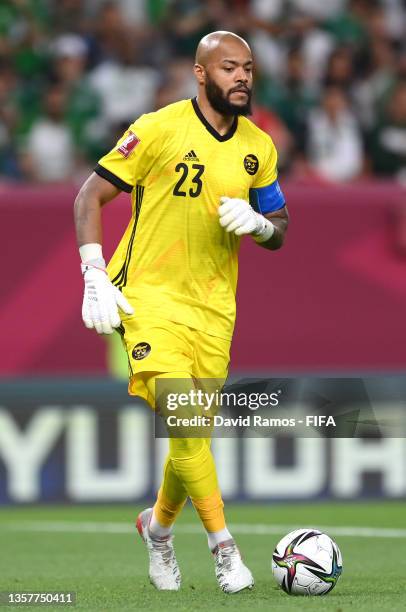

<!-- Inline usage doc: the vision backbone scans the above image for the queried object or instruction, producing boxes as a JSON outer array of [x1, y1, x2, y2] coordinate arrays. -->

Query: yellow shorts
[[118, 316, 231, 404]]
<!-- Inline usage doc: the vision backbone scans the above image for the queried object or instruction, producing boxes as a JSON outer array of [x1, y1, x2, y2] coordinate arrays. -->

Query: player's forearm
[[254, 216, 288, 251], [74, 188, 103, 247], [74, 172, 120, 247]]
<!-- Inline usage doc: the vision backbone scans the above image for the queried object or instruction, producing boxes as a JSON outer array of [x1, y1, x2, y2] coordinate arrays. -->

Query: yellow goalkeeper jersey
[[96, 98, 282, 340]]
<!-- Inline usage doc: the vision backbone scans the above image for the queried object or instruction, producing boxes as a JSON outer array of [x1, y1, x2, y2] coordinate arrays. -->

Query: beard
[[205, 73, 252, 116]]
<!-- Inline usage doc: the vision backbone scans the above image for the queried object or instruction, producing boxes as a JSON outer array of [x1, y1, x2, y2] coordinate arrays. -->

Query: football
[[272, 528, 343, 595]]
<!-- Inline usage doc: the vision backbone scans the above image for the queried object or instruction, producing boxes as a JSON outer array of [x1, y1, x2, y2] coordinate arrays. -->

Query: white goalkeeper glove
[[218, 196, 275, 242], [80, 244, 134, 335]]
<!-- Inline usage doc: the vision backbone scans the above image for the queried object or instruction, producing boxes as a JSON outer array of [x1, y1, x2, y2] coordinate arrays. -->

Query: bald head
[[194, 30, 253, 118], [195, 31, 251, 66]]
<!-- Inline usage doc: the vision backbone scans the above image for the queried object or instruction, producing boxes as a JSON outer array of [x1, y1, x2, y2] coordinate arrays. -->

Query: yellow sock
[[153, 455, 187, 527], [141, 371, 226, 533], [169, 437, 226, 532], [191, 488, 225, 532]]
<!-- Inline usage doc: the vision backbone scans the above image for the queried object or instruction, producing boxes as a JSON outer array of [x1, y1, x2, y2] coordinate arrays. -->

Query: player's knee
[[169, 437, 205, 459]]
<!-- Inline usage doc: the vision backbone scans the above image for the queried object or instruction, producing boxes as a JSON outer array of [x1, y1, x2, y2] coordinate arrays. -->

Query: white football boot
[[212, 538, 254, 593], [136, 507, 181, 591]]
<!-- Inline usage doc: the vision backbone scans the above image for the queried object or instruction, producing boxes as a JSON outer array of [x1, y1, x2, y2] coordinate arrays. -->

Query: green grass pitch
[[0, 501, 405, 611]]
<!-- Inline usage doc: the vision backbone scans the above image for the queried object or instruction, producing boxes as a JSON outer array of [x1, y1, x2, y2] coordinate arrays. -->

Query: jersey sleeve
[[95, 113, 160, 192], [249, 136, 285, 214]]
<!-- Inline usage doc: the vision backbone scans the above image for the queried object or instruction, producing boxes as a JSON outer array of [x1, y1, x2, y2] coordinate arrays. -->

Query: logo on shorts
[[117, 131, 140, 158], [132, 342, 151, 360], [244, 154, 259, 175]]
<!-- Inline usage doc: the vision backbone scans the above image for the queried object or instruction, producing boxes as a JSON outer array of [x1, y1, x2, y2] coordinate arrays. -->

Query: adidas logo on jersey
[[183, 150, 199, 161]]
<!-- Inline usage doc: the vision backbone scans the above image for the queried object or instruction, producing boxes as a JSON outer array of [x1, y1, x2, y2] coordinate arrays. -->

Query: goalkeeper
[[74, 30, 288, 594]]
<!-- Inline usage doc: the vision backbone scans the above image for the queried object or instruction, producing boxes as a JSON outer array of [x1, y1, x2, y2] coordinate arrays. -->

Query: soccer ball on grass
[[272, 528, 343, 595]]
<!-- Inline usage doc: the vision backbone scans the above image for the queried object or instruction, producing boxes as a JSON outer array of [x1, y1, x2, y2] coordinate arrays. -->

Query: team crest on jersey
[[244, 154, 259, 175], [117, 131, 140, 158], [132, 342, 151, 360]]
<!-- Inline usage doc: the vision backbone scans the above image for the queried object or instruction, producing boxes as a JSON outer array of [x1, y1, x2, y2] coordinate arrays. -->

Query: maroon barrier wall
[[1, 181, 405, 375]]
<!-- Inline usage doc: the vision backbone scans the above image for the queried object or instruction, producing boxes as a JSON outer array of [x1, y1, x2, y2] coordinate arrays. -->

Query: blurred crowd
[[1, 0, 406, 184]]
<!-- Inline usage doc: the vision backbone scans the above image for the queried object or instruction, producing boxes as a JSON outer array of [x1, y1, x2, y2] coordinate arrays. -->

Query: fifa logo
[[116, 131, 140, 158]]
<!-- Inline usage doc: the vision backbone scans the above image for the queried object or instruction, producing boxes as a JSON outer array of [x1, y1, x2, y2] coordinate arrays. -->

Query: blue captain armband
[[249, 180, 285, 214]]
